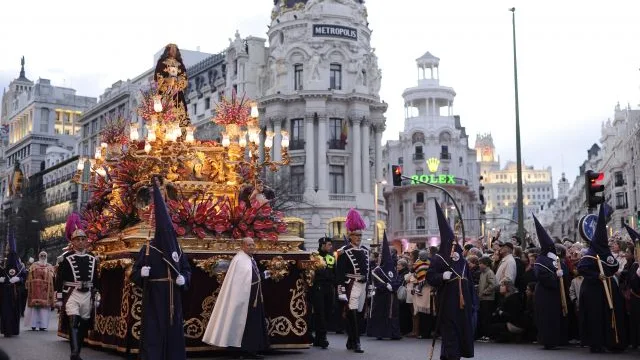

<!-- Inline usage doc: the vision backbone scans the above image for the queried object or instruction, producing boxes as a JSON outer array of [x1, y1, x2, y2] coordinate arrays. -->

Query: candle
[[153, 95, 163, 113]]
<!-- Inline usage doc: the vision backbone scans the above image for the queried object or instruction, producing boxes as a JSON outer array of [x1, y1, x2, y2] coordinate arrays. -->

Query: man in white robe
[[203, 238, 270, 359]]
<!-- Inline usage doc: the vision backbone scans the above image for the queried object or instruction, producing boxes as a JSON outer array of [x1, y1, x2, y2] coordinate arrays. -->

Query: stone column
[[318, 115, 328, 191], [375, 127, 383, 181], [305, 115, 315, 192], [352, 117, 362, 194], [273, 119, 282, 162], [361, 120, 370, 194]]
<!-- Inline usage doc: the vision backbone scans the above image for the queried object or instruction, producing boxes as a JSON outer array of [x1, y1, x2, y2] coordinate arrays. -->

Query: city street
[[1, 315, 639, 360]]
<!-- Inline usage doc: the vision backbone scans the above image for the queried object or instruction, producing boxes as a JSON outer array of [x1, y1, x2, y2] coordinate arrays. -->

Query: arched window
[[412, 131, 425, 144], [416, 217, 426, 230], [416, 192, 424, 204]]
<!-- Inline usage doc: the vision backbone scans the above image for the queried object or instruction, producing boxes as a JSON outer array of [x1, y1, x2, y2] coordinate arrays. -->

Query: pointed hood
[[380, 231, 396, 276], [5, 227, 22, 276], [152, 181, 183, 272], [533, 214, 555, 255], [624, 224, 640, 243], [590, 204, 610, 256], [435, 200, 456, 258], [345, 208, 366, 234]]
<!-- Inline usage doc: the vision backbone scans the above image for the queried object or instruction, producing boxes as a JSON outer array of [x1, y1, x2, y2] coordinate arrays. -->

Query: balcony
[[440, 152, 451, 160], [328, 139, 346, 150], [412, 153, 424, 161], [615, 179, 625, 187], [377, 199, 385, 206], [289, 139, 305, 151], [329, 194, 356, 202], [289, 194, 303, 203], [413, 202, 426, 211]]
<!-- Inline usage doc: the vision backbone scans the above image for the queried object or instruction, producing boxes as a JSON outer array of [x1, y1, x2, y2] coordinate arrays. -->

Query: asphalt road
[[1, 314, 639, 359]]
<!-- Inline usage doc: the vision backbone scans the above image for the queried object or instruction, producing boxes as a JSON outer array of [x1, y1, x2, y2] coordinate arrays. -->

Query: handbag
[[397, 282, 407, 301]]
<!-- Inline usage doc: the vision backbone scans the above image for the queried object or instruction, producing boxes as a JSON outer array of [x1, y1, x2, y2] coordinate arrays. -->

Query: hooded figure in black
[[0, 228, 26, 337], [532, 214, 568, 349], [367, 231, 402, 340], [624, 224, 640, 348], [426, 201, 476, 360], [131, 178, 192, 360], [577, 204, 627, 353]]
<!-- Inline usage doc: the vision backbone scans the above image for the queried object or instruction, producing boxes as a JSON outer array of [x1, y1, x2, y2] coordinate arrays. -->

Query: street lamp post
[[374, 180, 387, 245], [510, 7, 525, 241]]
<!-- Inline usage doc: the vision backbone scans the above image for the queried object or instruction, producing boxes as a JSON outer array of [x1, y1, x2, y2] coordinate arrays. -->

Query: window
[[40, 144, 47, 155], [416, 168, 423, 175], [414, 145, 424, 160], [40, 108, 49, 133], [330, 63, 342, 90], [290, 119, 304, 150], [192, 103, 198, 115], [329, 118, 345, 149], [416, 192, 424, 203], [294, 64, 303, 90], [64, 113, 71, 123], [441, 145, 450, 159], [205, 97, 210, 110], [416, 217, 426, 230], [614, 171, 624, 187], [290, 165, 305, 194], [616, 192, 627, 209], [398, 157, 403, 165], [330, 165, 345, 193]]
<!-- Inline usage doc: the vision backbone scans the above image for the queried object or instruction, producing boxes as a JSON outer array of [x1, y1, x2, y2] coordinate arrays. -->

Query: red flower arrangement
[[166, 195, 288, 241], [213, 89, 252, 127]]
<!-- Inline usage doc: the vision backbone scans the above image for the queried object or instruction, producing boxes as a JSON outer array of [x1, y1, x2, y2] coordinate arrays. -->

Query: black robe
[[131, 246, 192, 360], [240, 259, 270, 353], [426, 253, 476, 359], [577, 249, 627, 351], [533, 255, 568, 347], [367, 268, 402, 339], [0, 266, 26, 336], [627, 262, 640, 348]]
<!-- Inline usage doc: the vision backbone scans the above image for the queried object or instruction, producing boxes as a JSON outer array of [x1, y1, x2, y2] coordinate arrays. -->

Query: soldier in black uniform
[[312, 237, 336, 349], [336, 209, 369, 354], [55, 228, 100, 360]]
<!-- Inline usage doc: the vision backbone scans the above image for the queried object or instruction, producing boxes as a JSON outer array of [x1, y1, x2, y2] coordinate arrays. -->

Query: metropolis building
[[223, 0, 388, 246], [383, 53, 480, 248]]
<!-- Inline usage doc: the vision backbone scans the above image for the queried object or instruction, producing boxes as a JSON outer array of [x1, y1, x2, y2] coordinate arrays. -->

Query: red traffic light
[[392, 165, 403, 186], [585, 170, 605, 209]]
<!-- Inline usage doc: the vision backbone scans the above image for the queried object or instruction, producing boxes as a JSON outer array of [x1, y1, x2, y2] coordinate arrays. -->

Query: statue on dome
[[154, 43, 189, 127]]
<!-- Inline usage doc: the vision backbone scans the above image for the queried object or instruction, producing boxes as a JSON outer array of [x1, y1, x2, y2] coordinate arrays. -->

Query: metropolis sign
[[312, 24, 358, 41]]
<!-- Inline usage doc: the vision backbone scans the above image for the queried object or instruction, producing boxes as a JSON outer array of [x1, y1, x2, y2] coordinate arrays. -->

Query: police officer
[[312, 237, 336, 349]]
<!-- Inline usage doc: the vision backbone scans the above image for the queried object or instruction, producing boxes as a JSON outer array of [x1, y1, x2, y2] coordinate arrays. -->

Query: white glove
[[55, 301, 63, 309], [140, 266, 150, 278], [0, 277, 5, 283], [263, 270, 271, 279], [547, 252, 558, 260], [338, 294, 348, 302], [9, 276, 20, 284], [556, 270, 564, 278], [443, 271, 452, 280], [94, 300, 100, 308], [175, 275, 185, 286], [636, 267, 640, 278], [386, 283, 393, 292]]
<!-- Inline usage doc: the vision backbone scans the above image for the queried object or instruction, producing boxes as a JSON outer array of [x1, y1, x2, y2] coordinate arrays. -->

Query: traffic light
[[392, 165, 403, 186], [585, 170, 605, 209]]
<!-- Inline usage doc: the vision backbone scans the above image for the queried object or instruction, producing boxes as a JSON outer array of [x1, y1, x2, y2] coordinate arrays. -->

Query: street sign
[[579, 214, 598, 242]]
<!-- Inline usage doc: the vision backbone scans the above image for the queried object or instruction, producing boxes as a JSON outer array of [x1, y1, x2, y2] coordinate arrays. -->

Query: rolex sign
[[312, 24, 358, 41]]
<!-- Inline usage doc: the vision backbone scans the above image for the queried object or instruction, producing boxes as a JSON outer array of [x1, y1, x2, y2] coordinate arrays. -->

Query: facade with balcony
[[222, 0, 387, 248], [384, 52, 480, 249]]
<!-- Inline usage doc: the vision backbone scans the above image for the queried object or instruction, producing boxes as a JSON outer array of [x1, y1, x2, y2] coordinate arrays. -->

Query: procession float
[[65, 44, 323, 354]]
